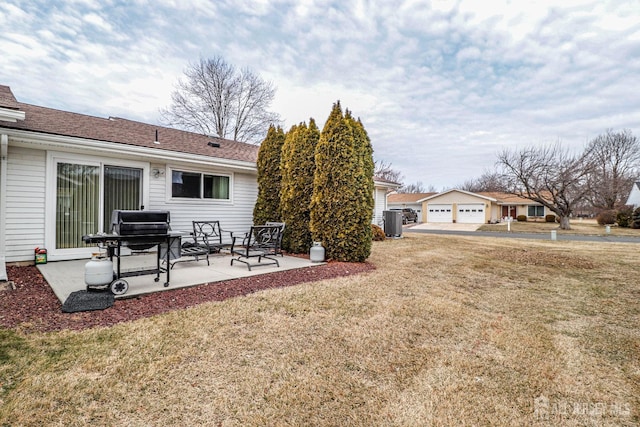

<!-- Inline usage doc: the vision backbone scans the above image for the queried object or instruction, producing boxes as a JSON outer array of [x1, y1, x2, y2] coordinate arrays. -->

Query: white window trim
[[45, 151, 150, 260], [166, 166, 234, 204]]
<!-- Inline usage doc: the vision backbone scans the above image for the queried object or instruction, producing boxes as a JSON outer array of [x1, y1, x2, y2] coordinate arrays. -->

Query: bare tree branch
[[497, 143, 595, 229], [373, 159, 403, 183], [585, 129, 640, 209], [160, 56, 281, 144]]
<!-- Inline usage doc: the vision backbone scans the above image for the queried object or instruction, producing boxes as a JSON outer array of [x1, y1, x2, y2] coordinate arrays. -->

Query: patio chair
[[230, 225, 282, 271], [190, 221, 229, 254], [265, 221, 286, 256]]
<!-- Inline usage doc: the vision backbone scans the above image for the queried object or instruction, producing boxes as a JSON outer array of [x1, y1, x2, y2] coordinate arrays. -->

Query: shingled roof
[[0, 85, 259, 164], [0, 85, 20, 110]]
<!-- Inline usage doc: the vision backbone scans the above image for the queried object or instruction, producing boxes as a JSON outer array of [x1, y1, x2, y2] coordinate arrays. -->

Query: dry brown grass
[[1, 235, 639, 426], [479, 218, 640, 236]]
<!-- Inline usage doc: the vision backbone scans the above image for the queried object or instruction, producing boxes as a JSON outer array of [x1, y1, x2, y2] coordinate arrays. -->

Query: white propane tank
[[310, 241, 325, 263], [84, 253, 114, 286]]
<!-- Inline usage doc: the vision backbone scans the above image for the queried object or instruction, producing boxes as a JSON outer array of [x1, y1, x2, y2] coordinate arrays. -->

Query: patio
[[38, 252, 320, 304]]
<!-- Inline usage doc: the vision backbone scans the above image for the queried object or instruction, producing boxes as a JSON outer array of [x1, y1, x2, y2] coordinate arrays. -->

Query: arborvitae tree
[[253, 124, 285, 225], [280, 119, 320, 253], [346, 111, 375, 254], [310, 102, 375, 262]]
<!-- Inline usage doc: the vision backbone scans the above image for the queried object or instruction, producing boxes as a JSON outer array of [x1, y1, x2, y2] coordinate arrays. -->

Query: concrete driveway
[[407, 222, 481, 232]]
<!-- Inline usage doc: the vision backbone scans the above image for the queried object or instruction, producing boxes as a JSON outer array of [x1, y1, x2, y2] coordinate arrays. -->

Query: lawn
[[479, 218, 640, 236], [1, 234, 638, 426]]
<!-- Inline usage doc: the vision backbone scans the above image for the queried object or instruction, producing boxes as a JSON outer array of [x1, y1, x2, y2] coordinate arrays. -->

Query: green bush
[[310, 102, 374, 262], [254, 125, 285, 225], [371, 224, 386, 241], [596, 209, 616, 225], [545, 214, 556, 223], [616, 206, 633, 228], [632, 207, 640, 229], [280, 120, 320, 253], [516, 215, 527, 222]]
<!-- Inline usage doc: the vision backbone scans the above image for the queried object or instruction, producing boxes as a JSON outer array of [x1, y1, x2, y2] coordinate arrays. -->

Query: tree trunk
[[559, 215, 571, 230]]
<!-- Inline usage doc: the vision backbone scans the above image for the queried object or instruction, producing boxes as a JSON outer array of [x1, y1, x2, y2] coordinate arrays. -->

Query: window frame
[[527, 205, 545, 217], [168, 167, 233, 203]]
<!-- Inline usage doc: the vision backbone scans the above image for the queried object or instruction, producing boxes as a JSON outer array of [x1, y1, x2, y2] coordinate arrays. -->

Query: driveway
[[406, 222, 481, 232]]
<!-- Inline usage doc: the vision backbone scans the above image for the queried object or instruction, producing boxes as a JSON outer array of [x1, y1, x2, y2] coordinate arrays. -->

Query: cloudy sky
[[1, 0, 639, 189]]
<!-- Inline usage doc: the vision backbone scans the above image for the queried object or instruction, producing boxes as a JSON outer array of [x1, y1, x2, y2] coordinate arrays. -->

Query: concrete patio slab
[[38, 253, 320, 304]]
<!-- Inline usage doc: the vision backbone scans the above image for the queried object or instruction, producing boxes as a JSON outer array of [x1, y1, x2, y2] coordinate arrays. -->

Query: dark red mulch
[[1, 261, 375, 333]]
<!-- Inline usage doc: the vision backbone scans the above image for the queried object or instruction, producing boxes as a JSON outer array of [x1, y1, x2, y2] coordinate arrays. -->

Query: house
[[0, 85, 262, 265], [626, 182, 640, 207], [419, 189, 551, 224], [373, 178, 403, 225], [0, 84, 396, 269], [387, 192, 436, 222]]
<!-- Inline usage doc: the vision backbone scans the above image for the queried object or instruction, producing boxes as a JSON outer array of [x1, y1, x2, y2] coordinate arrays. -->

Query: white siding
[[373, 188, 388, 225], [147, 163, 258, 237], [5, 146, 46, 262]]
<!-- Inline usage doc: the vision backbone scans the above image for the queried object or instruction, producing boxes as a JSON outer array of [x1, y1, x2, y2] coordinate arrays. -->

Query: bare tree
[[497, 143, 595, 230], [160, 56, 281, 144], [374, 159, 403, 183], [398, 181, 437, 193], [585, 129, 640, 210], [459, 170, 508, 193]]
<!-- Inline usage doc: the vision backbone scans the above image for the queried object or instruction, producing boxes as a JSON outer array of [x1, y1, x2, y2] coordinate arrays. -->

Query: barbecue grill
[[82, 210, 174, 295]]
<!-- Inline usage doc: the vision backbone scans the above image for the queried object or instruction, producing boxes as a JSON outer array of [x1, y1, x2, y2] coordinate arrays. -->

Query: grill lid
[[111, 210, 170, 235]]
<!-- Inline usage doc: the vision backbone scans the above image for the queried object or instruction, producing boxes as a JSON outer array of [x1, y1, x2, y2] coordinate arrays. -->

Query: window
[[172, 170, 230, 200], [528, 205, 544, 216]]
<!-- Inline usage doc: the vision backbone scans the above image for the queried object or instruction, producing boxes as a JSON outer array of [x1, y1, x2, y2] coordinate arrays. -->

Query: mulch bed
[[0, 261, 374, 333]]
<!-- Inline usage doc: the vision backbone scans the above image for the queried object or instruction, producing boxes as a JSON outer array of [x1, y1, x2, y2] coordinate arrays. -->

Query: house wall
[[3, 145, 258, 263], [373, 188, 388, 226], [422, 191, 491, 223], [626, 184, 640, 207], [5, 146, 46, 262], [425, 192, 487, 204], [147, 162, 257, 237]]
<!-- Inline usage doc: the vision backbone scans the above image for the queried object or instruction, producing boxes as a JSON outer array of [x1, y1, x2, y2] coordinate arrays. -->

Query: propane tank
[[309, 241, 325, 263], [84, 253, 114, 286]]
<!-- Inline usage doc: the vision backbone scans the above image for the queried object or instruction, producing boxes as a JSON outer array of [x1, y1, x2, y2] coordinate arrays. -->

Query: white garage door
[[427, 204, 453, 223], [457, 204, 485, 223]]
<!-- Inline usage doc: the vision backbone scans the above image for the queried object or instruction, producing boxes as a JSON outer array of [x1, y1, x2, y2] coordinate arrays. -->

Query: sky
[[1, 0, 639, 190]]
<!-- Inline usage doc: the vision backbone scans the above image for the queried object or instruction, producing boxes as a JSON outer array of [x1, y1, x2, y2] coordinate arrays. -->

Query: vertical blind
[[56, 163, 99, 249], [103, 166, 142, 229]]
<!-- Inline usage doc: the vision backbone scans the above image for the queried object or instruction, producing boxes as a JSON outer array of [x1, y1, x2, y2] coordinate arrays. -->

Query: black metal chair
[[265, 221, 286, 256], [171, 220, 230, 269], [190, 221, 229, 253], [230, 225, 282, 270]]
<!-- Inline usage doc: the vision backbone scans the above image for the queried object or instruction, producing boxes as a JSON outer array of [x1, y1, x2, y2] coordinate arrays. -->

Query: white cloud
[[0, 0, 638, 189]]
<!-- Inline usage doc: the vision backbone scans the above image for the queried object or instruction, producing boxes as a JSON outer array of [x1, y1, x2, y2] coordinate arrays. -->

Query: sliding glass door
[[56, 163, 100, 249], [55, 162, 143, 250], [103, 165, 143, 230]]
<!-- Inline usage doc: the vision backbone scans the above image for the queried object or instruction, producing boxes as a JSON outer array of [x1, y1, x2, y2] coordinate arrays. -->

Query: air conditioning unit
[[383, 210, 403, 237]]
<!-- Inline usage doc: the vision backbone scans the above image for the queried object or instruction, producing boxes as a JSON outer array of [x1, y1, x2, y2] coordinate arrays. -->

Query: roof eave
[[2, 128, 257, 172]]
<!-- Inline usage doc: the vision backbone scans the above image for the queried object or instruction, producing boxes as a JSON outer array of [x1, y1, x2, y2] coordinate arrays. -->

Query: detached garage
[[424, 190, 496, 224]]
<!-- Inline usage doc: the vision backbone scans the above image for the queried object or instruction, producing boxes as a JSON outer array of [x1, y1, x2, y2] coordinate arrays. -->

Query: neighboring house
[[421, 189, 551, 224], [387, 192, 436, 222], [0, 85, 395, 267], [372, 178, 402, 225], [626, 182, 640, 208]]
